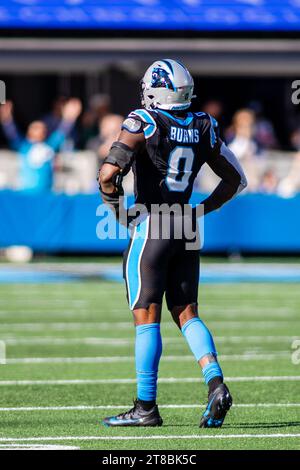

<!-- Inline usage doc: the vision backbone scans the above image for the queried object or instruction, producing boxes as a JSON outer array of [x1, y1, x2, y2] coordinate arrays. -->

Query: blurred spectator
[[0, 99, 82, 192], [42, 96, 78, 151], [202, 100, 223, 121], [248, 101, 278, 150], [87, 114, 123, 166], [202, 100, 224, 137], [259, 168, 278, 194], [226, 109, 259, 191], [78, 94, 111, 149], [225, 108, 255, 144], [42, 96, 67, 135], [277, 151, 300, 198], [276, 129, 300, 197], [290, 128, 300, 151]]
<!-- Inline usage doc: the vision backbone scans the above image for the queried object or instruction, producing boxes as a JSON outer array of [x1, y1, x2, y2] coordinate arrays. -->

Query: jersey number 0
[[165, 146, 195, 192]]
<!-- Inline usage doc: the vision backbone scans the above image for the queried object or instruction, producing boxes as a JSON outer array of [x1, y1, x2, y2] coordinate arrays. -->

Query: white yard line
[[0, 376, 299, 386], [216, 336, 298, 343], [2, 335, 297, 346], [0, 444, 80, 449], [0, 299, 88, 305], [0, 303, 296, 310], [0, 320, 298, 331], [0, 434, 299, 442], [6, 352, 290, 364], [0, 311, 91, 317], [3, 337, 133, 346], [0, 312, 297, 321], [0, 310, 298, 321], [0, 403, 299, 412], [0, 322, 136, 331]]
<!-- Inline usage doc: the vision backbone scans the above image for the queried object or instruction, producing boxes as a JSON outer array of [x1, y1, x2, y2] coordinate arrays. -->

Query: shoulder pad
[[194, 111, 218, 126], [122, 117, 143, 134], [128, 109, 157, 139], [194, 111, 209, 120]]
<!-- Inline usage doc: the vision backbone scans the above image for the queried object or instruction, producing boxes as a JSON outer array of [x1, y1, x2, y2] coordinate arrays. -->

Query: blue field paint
[[103, 264, 300, 284], [1, 263, 300, 284], [0, 269, 78, 284], [201, 264, 300, 283]]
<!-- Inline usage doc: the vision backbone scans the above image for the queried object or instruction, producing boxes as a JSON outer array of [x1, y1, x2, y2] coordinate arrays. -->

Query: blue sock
[[202, 362, 223, 385], [181, 317, 223, 384], [135, 323, 162, 402], [181, 317, 217, 361]]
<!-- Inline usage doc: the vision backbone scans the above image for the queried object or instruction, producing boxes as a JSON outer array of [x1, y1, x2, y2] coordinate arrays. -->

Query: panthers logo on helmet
[[151, 68, 174, 91], [141, 59, 194, 110]]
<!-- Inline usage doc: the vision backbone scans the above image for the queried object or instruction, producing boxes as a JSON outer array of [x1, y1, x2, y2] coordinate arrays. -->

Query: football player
[[98, 59, 247, 428]]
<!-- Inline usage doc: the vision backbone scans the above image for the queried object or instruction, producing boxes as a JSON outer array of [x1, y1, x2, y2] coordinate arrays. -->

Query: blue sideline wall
[[0, 190, 299, 254]]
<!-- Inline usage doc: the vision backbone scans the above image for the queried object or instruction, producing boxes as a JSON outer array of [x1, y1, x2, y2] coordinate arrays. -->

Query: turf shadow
[[223, 421, 300, 429]]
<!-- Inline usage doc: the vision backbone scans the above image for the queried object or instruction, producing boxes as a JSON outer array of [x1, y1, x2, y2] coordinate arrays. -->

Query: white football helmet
[[140, 59, 195, 111]]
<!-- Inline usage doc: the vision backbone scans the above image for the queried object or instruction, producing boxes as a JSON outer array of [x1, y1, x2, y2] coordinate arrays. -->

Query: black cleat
[[200, 383, 232, 428], [102, 399, 163, 427]]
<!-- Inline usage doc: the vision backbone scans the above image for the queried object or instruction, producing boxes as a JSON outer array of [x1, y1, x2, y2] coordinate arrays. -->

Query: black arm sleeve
[[103, 141, 135, 175], [99, 141, 136, 226]]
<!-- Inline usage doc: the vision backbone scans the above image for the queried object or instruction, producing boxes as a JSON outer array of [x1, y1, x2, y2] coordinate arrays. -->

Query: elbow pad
[[103, 141, 134, 175]]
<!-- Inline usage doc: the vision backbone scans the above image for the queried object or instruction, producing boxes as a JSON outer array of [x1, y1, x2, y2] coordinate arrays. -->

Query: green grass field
[[0, 274, 299, 450]]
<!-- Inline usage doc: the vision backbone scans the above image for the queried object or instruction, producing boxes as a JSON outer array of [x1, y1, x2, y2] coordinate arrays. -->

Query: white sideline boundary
[[0, 434, 299, 442], [0, 376, 299, 386], [0, 403, 299, 412], [6, 352, 290, 364]]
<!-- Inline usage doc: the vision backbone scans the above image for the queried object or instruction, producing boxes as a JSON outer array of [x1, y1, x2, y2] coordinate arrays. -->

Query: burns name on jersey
[[170, 126, 199, 144]]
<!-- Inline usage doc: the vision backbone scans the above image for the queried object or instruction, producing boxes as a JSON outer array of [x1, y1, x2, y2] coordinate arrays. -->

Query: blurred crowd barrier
[[0, 149, 134, 195], [1, 97, 300, 198], [0, 148, 298, 198], [198, 150, 300, 198]]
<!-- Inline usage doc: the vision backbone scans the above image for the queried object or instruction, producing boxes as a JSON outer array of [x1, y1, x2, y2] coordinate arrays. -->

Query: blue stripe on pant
[[125, 216, 149, 310]]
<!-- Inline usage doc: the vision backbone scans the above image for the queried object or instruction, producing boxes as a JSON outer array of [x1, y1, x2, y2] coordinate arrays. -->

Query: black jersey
[[122, 108, 221, 207]]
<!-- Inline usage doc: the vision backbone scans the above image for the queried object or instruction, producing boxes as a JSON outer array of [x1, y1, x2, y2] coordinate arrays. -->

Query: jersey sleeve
[[122, 109, 157, 139]]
